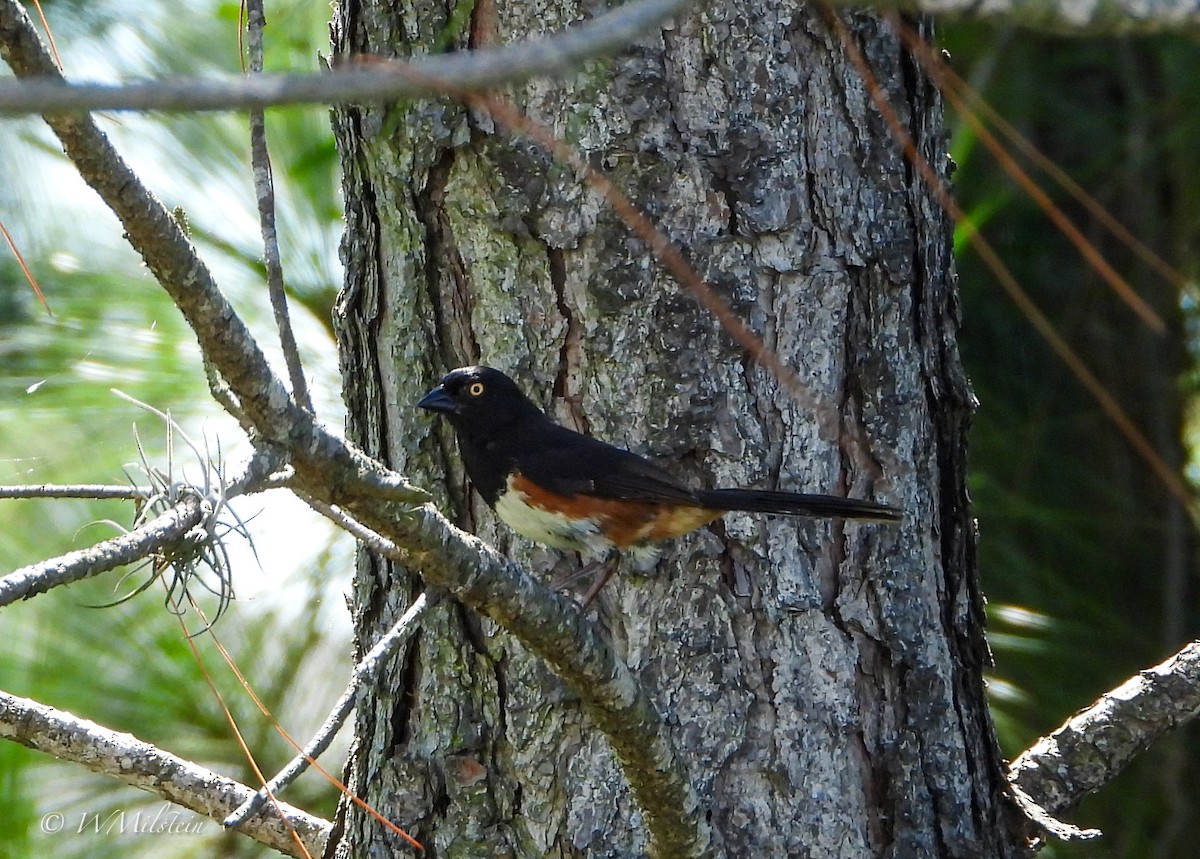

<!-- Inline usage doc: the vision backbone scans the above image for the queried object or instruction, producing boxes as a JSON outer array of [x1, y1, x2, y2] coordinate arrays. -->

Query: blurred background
[[0, 2, 1197, 857], [944, 25, 1200, 858], [0, 2, 352, 856]]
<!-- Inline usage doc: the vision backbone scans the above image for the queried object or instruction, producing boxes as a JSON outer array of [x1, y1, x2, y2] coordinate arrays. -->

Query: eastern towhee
[[419, 366, 900, 599]]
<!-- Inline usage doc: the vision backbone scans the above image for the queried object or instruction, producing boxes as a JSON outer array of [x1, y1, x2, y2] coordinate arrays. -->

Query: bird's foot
[[549, 556, 618, 610]]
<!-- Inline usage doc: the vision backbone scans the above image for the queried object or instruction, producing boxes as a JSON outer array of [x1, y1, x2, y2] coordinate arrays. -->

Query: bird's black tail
[[695, 489, 901, 521]]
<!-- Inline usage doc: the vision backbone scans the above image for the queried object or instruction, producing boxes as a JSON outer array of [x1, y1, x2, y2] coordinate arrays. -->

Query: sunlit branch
[[1010, 641, 1200, 823], [0, 690, 330, 858], [0, 0, 689, 114]]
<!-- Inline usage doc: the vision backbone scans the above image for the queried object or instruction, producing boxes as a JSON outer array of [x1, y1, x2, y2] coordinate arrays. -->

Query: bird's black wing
[[513, 420, 901, 520], [514, 421, 702, 506]]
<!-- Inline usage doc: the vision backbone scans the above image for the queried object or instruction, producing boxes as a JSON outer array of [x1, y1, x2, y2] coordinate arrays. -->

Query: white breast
[[493, 481, 616, 558]]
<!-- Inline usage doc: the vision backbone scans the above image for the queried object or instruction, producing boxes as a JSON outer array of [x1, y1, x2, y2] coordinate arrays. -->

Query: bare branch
[[1010, 641, 1200, 820], [0, 493, 206, 607], [0, 484, 152, 500], [299, 495, 403, 558], [246, 0, 311, 413], [0, 690, 330, 858], [0, 0, 689, 115], [226, 591, 437, 827]]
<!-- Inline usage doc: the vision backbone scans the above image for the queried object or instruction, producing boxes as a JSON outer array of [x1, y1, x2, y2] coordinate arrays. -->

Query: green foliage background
[[0, 2, 349, 857], [945, 25, 1200, 858], [0, 3, 1198, 858]]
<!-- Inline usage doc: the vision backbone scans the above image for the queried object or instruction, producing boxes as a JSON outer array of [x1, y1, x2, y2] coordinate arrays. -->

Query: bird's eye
[[468, 382, 485, 397]]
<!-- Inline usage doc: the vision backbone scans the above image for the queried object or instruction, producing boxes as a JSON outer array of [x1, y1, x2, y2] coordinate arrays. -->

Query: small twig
[[255, 465, 296, 489], [1007, 782, 1100, 844], [226, 591, 437, 826], [0, 689, 330, 858], [0, 483, 152, 500], [205, 359, 253, 431], [245, 0, 311, 413], [299, 493, 404, 558]]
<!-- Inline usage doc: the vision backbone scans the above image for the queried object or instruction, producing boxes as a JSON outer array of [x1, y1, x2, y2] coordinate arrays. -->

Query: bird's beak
[[417, 385, 457, 414]]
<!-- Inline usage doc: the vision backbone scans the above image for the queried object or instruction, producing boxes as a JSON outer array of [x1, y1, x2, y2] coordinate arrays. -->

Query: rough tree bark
[[329, 1, 1026, 856]]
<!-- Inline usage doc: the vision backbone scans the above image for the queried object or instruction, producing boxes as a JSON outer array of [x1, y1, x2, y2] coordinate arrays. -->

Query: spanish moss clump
[[89, 394, 257, 634]]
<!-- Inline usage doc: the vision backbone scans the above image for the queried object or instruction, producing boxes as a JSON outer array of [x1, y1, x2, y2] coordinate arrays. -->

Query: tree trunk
[[328, 2, 1026, 856]]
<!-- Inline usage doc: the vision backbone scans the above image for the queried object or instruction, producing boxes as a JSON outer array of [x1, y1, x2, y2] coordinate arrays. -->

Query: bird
[[418, 366, 900, 603]]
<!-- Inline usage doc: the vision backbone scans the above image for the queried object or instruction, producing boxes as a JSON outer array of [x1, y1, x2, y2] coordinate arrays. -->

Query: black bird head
[[417, 366, 542, 435]]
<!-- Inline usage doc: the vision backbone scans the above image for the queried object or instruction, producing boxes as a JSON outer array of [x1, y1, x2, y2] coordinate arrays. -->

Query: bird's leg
[[548, 557, 605, 592], [577, 556, 618, 609], [548, 552, 620, 609]]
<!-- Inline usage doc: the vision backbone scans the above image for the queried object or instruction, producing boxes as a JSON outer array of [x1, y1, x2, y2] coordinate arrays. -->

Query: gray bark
[[330, 2, 1023, 856]]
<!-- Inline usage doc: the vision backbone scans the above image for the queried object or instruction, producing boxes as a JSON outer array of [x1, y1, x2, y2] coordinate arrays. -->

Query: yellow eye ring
[[468, 382, 485, 397]]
